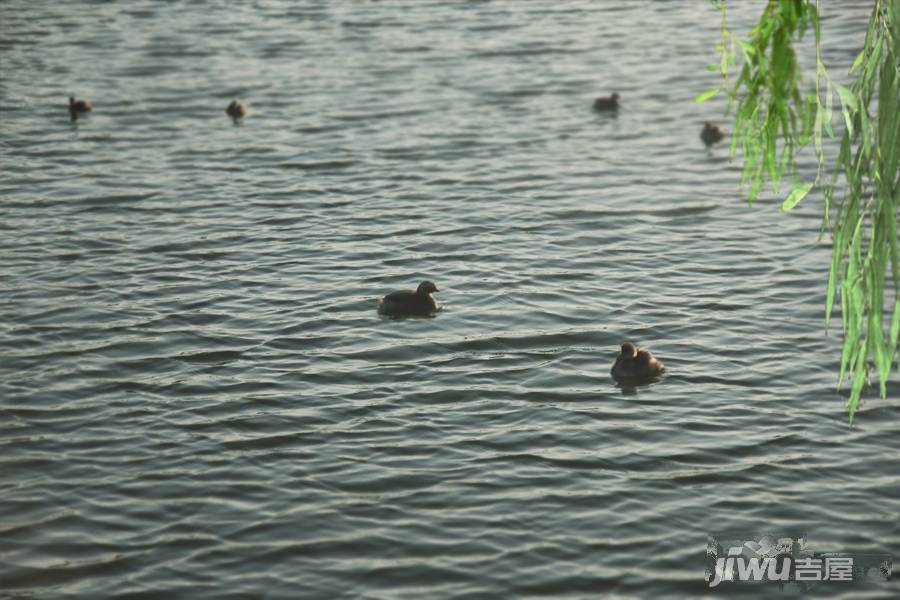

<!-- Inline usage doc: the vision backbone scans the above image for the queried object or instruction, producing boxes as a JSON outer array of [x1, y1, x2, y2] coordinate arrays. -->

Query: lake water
[[1, 1, 897, 597]]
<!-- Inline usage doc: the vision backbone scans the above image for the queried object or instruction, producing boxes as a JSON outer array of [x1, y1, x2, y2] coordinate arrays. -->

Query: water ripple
[[0, 0, 894, 598]]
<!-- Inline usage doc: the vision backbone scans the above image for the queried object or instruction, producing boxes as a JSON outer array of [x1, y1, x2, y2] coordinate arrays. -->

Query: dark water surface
[[2, 1, 898, 597]]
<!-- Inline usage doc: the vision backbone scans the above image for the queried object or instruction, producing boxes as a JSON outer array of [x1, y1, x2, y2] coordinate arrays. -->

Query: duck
[[593, 93, 620, 112], [701, 122, 725, 146], [226, 100, 247, 121], [611, 341, 665, 381], [378, 281, 439, 317], [69, 96, 92, 122]]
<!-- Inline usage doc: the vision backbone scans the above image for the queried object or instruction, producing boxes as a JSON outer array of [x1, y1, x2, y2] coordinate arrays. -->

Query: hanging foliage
[[698, 0, 900, 423]]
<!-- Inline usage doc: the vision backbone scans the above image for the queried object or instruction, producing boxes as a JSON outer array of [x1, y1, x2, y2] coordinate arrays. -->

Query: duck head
[[417, 281, 438, 295]]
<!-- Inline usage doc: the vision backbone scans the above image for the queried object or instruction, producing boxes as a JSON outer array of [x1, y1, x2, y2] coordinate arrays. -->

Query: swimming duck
[[611, 342, 665, 381], [69, 96, 92, 122], [378, 281, 439, 317], [593, 93, 619, 112], [226, 100, 247, 121], [701, 122, 725, 146]]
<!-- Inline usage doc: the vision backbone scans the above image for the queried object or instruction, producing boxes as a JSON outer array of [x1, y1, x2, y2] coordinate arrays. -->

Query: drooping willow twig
[[698, 0, 900, 423]]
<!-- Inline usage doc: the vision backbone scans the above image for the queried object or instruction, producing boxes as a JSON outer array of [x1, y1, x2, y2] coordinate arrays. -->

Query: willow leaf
[[890, 298, 900, 363], [695, 87, 721, 104], [847, 350, 867, 424], [849, 48, 866, 74], [782, 181, 814, 211], [834, 83, 859, 114]]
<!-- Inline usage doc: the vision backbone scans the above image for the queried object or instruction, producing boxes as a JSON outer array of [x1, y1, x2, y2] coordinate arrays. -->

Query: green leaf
[[890, 298, 900, 363], [825, 225, 843, 329], [823, 113, 834, 138], [736, 39, 756, 63], [835, 84, 855, 139], [834, 83, 859, 113], [859, 109, 870, 155], [864, 35, 883, 90], [765, 124, 778, 189], [781, 181, 814, 211], [841, 107, 854, 140], [847, 350, 867, 425], [814, 104, 823, 159], [823, 77, 834, 137], [695, 87, 721, 104], [849, 48, 866, 73]]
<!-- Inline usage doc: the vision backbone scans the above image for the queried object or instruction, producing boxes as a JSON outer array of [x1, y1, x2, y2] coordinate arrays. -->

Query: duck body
[[69, 96, 92, 121], [378, 281, 439, 317], [611, 342, 665, 382], [593, 93, 619, 112], [701, 122, 725, 146], [226, 100, 247, 120]]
